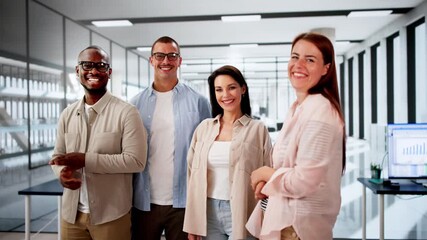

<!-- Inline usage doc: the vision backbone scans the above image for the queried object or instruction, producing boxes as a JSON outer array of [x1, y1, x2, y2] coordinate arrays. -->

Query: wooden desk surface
[[18, 179, 63, 196]]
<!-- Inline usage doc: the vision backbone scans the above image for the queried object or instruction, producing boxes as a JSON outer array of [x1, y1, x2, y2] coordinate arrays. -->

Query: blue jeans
[[204, 198, 232, 240], [204, 198, 256, 240]]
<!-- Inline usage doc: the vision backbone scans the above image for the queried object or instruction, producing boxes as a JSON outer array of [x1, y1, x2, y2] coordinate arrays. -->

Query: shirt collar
[[213, 114, 251, 126], [78, 91, 112, 115], [148, 80, 183, 96]]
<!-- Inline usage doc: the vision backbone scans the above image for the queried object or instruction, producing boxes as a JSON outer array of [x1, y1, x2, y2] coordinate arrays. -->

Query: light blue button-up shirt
[[130, 82, 211, 210]]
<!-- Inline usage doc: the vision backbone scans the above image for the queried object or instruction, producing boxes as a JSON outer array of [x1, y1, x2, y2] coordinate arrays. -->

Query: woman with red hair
[[246, 32, 346, 240]]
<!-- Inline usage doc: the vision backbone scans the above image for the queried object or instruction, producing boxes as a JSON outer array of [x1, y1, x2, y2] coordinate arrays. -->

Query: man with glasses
[[50, 45, 147, 240], [131, 36, 211, 239]]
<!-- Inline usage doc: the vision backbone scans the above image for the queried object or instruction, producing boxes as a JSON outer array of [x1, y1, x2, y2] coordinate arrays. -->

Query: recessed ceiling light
[[92, 20, 133, 27], [229, 44, 259, 48], [221, 15, 261, 22], [136, 47, 151, 52], [347, 10, 392, 18]]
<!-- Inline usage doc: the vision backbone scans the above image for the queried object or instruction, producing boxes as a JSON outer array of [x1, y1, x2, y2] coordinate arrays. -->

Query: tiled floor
[[0, 137, 426, 240]]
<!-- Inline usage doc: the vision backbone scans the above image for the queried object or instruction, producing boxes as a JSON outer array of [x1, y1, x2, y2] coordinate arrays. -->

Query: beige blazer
[[184, 114, 272, 239], [51, 92, 147, 225]]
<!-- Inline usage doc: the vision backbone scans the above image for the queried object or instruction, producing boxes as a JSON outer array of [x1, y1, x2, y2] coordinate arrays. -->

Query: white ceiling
[[35, 0, 423, 61]]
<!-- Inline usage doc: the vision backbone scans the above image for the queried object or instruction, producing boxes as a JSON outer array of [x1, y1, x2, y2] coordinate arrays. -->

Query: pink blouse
[[246, 94, 344, 240]]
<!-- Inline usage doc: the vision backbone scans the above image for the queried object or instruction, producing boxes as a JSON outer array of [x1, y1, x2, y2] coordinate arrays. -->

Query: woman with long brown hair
[[246, 32, 346, 240]]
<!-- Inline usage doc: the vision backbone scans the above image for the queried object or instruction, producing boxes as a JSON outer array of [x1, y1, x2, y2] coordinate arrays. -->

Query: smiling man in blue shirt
[[130, 36, 211, 240]]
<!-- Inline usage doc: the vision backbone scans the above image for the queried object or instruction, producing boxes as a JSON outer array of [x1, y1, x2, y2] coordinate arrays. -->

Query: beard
[[80, 82, 107, 95]]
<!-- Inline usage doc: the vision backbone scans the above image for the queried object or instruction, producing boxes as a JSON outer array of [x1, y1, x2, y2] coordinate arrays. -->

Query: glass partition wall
[[180, 57, 295, 131], [0, 0, 151, 169], [27, 1, 64, 168]]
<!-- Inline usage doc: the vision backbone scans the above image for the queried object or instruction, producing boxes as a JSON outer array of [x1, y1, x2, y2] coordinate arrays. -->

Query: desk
[[357, 177, 427, 240], [18, 179, 63, 240]]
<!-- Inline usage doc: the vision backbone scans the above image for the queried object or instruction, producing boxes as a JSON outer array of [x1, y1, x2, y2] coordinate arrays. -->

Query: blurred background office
[[0, 0, 426, 239]]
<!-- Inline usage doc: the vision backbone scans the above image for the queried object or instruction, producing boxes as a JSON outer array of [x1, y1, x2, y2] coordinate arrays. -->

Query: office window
[[92, 33, 111, 58], [386, 32, 399, 124], [65, 19, 90, 102], [180, 57, 290, 124], [415, 21, 426, 122], [126, 51, 139, 100], [276, 61, 293, 122], [28, 1, 63, 167], [0, 0, 26, 56], [29, 1, 63, 67], [0, 63, 28, 159], [139, 57, 150, 89], [390, 33, 407, 123], [111, 43, 126, 99]]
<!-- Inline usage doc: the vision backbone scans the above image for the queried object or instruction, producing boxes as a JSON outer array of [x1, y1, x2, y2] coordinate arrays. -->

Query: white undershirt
[[207, 141, 231, 200], [78, 104, 91, 213], [149, 90, 175, 205]]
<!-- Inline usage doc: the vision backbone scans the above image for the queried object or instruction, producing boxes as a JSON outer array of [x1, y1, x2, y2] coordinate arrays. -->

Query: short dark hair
[[151, 36, 180, 55], [78, 45, 110, 63], [207, 65, 251, 117]]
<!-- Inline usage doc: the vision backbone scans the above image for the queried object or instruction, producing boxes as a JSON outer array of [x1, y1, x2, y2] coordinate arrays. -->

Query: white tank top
[[207, 141, 231, 200]]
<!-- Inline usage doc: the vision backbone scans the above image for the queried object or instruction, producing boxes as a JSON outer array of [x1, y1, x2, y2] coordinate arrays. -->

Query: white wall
[[343, 1, 427, 143]]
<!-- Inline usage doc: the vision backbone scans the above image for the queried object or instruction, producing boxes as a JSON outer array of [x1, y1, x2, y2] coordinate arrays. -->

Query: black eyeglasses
[[78, 61, 110, 72], [152, 52, 180, 61]]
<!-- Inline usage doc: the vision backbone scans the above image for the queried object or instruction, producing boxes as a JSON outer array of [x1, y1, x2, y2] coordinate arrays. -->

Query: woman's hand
[[254, 181, 268, 200], [251, 166, 275, 191]]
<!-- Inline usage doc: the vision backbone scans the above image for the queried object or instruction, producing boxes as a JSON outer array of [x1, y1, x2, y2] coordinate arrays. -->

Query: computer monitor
[[387, 123, 427, 180]]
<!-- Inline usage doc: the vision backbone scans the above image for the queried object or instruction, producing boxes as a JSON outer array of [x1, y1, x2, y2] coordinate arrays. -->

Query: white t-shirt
[[207, 141, 231, 200], [78, 104, 92, 213], [149, 90, 175, 205]]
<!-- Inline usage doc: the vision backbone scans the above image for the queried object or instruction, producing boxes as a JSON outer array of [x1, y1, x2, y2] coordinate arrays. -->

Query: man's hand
[[59, 166, 82, 190], [49, 152, 85, 169]]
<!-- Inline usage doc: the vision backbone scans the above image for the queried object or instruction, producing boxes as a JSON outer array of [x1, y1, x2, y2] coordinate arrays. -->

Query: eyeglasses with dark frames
[[78, 61, 110, 72], [152, 52, 180, 61]]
